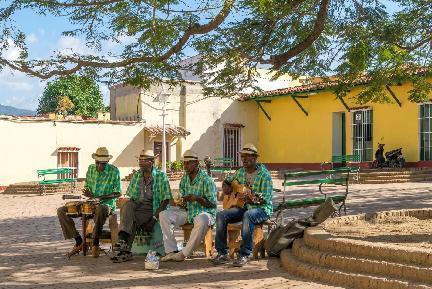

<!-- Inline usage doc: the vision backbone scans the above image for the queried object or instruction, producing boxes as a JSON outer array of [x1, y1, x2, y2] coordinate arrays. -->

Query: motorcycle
[[385, 148, 406, 168], [371, 144, 406, 169]]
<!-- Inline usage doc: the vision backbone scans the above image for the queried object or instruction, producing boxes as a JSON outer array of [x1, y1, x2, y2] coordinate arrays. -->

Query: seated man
[[111, 149, 172, 262], [212, 143, 273, 267], [159, 150, 217, 262], [57, 147, 121, 258]]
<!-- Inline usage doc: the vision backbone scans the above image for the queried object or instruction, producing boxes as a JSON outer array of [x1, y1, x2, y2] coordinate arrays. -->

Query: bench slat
[[39, 178, 76, 185], [283, 177, 347, 186], [275, 195, 346, 211]]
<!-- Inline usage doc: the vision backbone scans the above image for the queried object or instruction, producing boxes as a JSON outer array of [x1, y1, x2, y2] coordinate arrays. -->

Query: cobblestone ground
[[2, 181, 432, 289]]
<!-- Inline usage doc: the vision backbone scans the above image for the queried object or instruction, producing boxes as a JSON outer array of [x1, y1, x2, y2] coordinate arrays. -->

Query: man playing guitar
[[211, 143, 273, 267]]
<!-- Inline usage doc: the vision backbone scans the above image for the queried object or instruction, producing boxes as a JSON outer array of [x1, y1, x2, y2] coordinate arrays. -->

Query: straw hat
[[183, 149, 199, 161], [239, 143, 259, 156], [92, 147, 113, 162], [138, 149, 156, 160]]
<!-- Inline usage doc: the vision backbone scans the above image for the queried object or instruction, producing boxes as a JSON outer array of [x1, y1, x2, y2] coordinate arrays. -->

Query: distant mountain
[[0, 104, 36, 116]]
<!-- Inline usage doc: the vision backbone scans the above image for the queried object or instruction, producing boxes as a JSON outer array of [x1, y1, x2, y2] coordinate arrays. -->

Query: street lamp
[[154, 88, 172, 173]]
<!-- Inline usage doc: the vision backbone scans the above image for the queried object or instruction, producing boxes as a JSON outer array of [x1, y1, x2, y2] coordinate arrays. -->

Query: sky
[[0, 1, 402, 111]]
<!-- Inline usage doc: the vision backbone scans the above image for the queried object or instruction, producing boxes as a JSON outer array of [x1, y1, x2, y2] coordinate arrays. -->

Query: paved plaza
[[1, 181, 432, 289]]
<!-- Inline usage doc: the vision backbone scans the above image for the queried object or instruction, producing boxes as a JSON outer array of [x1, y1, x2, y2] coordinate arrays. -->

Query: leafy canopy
[[37, 75, 104, 117], [1, 0, 432, 103]]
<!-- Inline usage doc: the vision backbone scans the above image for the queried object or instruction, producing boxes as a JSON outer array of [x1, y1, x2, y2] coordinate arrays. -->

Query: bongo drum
[[65, 201, 82, 217], [81, 200, 99, 215]]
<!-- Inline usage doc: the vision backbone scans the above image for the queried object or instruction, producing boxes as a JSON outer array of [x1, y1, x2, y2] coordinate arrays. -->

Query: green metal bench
[[210, 157, 234, 176], [274, 168, 351, 217], [37, 168, 76, 195]]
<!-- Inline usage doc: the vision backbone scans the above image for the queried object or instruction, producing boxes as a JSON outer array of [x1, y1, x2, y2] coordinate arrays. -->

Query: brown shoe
[[66, 244, 83, 259], [92, 245, 100, 258]]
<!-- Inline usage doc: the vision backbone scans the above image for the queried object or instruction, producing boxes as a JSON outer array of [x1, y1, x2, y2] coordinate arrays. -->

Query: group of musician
[[57, 143, 273, 267]]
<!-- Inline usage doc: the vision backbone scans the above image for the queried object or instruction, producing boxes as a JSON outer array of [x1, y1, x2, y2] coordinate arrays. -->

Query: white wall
[[0, 119, 146, 185]]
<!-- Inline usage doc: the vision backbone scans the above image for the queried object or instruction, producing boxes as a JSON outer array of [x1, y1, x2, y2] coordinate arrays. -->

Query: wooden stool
[[181, 223, 214, 258], [227, 221, 271, 259], [85, 213, 119, 251]]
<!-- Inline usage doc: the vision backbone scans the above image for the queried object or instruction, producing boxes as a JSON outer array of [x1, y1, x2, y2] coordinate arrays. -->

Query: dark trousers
[[57, 204, 110, 240], [215, 207, 268, 256]]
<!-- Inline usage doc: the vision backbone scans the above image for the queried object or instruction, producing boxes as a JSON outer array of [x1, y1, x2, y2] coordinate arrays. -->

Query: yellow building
[[244, 77, 432, 169]]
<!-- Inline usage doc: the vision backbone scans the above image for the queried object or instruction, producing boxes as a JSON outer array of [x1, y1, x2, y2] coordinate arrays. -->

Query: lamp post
[[158, 90, 171, 173]]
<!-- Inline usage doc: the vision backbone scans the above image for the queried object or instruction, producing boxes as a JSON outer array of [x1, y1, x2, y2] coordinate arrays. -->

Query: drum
[[65, 201, 82, 216], [116, 197, 130, 209], [82, 200, 99, 215]]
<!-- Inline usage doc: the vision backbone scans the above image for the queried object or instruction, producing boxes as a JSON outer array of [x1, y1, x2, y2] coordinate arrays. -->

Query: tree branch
[[0, 0, 235, 79], [269, 0, 330, 69], [395, 34, 432, 52]]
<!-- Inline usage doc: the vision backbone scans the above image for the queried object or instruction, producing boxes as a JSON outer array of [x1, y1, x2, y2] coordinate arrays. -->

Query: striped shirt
[[180, 168, 217, 223], [84, 163, 121, 211], [226, 163, 273, 217], [127, 168, 172, 215]]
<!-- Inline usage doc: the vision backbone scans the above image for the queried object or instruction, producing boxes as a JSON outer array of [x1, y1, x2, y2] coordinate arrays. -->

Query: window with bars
[[420, 104, 432, 160], [57, 148, 79, 178], [352, 109, 373, 162], [223, 125, 242, 166]]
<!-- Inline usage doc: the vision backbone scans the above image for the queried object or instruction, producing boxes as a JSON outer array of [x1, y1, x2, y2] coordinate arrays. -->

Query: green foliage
[[0, 0, 431, 104], [56, 95, 75, 116], [37, 75, 105, 117], [170, 160, 184, 172]]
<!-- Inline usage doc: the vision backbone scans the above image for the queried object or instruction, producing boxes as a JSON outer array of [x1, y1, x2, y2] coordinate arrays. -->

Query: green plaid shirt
[[227, 163, 273, 217], [84, 163, 121, 211], [180, 168, 217, 223], [126, 168, 172, 215]]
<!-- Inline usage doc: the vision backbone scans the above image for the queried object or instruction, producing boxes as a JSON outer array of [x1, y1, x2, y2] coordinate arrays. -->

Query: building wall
[[110, 82, 258, 161], [0, 119, 149, 185], [256, 81, 429, 168]]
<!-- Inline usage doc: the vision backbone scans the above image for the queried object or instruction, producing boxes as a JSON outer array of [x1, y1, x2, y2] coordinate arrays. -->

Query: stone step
[[357, 178, 432, 184], [304, 212, 432, 267], [280, 249, 430, 289], [359, 173, 432, 178], [292, 239, 432, 284]]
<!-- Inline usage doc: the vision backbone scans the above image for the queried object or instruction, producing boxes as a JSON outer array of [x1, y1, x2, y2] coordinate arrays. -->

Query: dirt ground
[[325, 215, 432, 249]]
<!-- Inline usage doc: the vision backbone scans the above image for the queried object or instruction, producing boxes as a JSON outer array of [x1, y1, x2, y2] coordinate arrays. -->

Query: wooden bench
[[227, 220, 273, 259], [181, 223, 213, 258], [37, 168, 76, 195], [84, 214, 119, 254], [274, 168, 352, 216]]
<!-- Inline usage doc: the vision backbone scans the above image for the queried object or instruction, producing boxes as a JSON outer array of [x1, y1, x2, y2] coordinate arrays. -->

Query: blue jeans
[[215, 207, 269, 257]]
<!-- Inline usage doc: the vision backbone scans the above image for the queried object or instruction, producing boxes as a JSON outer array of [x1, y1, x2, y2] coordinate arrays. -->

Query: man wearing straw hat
[[111, 149, 172, 262], [57, 146, 121, 258], [212, 143, 273, 267], [159, 149, 217, 262]]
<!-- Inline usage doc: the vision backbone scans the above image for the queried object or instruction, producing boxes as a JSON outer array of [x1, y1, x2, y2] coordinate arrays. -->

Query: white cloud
[[27, 33, 38, 45], [0, 68, 46, 110], [4, 39, 23, 61], [57, 36, 91, 55]]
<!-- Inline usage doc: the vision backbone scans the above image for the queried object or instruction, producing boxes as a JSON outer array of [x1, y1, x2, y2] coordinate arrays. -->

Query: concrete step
[[280, 249, 430, 289], [292, 239, 432, 284]]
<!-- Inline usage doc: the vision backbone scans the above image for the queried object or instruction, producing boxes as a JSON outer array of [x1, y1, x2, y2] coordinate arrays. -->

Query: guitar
[[222, 180, 263, 209]]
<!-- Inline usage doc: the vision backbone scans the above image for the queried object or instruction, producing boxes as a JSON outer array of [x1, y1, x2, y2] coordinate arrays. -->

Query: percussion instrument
[[65, 201, 82, 216], [81, 200, 99, 215]]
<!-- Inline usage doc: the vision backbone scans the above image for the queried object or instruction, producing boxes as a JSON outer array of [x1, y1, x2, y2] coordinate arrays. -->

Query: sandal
[[111, 251, 133, 263], [113, 240, 129, 253], [66, 244, 83, 259]]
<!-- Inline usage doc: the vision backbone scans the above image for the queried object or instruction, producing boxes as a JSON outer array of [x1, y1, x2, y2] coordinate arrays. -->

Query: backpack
[[265, 198, 337, 257]]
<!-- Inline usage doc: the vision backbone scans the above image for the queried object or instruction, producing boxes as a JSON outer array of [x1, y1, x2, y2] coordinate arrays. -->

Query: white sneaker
[[160, 252, 176, 262]]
